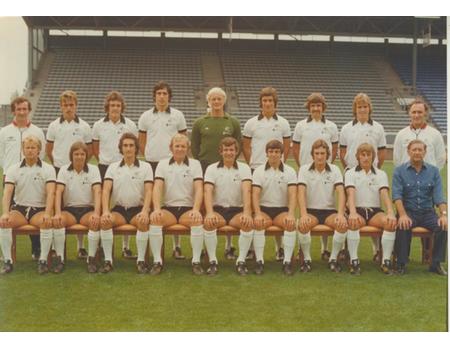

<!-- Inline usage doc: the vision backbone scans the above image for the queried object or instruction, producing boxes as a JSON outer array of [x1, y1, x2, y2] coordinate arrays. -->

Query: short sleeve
[[4, 165, 17, 184], [344, 169, 355, 188], [297, 166, 308, 186], [89, 165, 102, 185], [339, 125, 347, 147], [155, 161, 165, 180], [56, 166, 68, 185], [379, 170, 389, 190], [128, 119, 139, 137], [143, 162, 154, 182], [204, 164, 216, 185], [377, 123, 387, 148], [45, 165, 57, 183], [104, 164, 114, 181], [46, 121, 56, 142], [292, 122, 302, 143], [192, 160, 203, 180], [282, 119, 291, 138], [286, 166, 297, 185], [330, 123, 339, 143], [138, 112, 147, 132], [240, 163, 252, 181], [332, 166, 343, 185], [177, 112, 187, 132], [92, 121, 100, 141], [252, 167, 264, 187], [82, 123, 92, 144], [242, 119, 253, 138]]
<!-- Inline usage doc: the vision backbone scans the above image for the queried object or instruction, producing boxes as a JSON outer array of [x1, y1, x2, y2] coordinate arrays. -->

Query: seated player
[[53, 142, 102, 273], [203, 137, 253, 276], [100, 133, 153, 274], [345, 143, 397, 275], [0, 136, 56, 275], [297, 139, 348, 273], [150, 134, 204, 275], [252, 140, 297, 276]]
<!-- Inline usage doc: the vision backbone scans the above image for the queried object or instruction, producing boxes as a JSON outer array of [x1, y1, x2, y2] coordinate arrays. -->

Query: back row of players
[[0, 82, 447, 276]]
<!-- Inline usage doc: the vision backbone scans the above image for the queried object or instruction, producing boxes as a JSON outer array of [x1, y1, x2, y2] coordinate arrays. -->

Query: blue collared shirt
[[392, 161, 446, 211]]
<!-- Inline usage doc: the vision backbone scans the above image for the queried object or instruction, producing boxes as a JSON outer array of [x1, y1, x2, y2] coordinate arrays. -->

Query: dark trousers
[[98, 164, 108, 182], [395, 209, 447, 267]]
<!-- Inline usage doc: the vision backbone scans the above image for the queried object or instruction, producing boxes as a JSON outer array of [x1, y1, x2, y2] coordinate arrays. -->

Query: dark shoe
[[192, 262, 204, 275], [136, 261, 149, 274], [150, 262, 163, 276], [429, 264, 448, 276], [255, 260, 264, 275], [122, 248, 137, 259], [0, 260, 13, 275], [245, 249, 255, 261], [372, 250, 381, 264], [77, 248, 88, 260], [349, 259, 361, 275], [300, 260, 312, 273], [225, 247, 237, 260], [321, 250, 331, 261], [38, 260, 49, 275], [328, 259, 341, 273], [87, 257, 97, 273], [282, 262, 294, 276], [396, 264, 406, 275], [99, 260, 113, 274], [173, 247, 186, 260], [236, 261, 248, 276], [381, 259, 393, 275], [207, 261, 218, 276], [276, 247, 285, 262], [53, 256, 65, 274]]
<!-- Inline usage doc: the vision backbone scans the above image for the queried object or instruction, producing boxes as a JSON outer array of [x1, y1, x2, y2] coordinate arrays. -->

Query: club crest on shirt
[[223, 126, 232, 136]]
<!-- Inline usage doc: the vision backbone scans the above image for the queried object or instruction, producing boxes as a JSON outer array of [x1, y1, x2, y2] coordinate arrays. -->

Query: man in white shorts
[[53, 141, 102, 273], [0, 136, 56, 274], [292, 92, 339, 260], [298, 139, 348, 273], [138, 81, 188, 260], [0, 97, 46, 260], [92, 91, 138, 259], [243, 87, 292, 261], [100, 133, 153, 274], [203, 137, 253, 276], [252, 140, 297, 276], [345, 143, 397, 275], [150, 134, 204, 275], [46, 90, 92, 259]]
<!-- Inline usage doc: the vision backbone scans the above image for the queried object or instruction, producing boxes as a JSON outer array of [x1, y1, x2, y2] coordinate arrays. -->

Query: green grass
[[0, 160, 447, 331]]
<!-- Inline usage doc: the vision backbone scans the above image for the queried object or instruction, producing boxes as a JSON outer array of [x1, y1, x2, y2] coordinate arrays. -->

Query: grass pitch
[[0, 161, 447, 331]]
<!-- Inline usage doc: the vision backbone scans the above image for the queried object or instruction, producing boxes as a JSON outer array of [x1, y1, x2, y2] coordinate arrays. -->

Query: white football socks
[[237, 230, 253, 264], [190, 225, 204, 264], [53, 228, 66, 262], [381, 230, 396, 262], [330, 231, 347, 261], [149, 226, 163, 264], [87, 230, 100, 258], [253, 230, 266, 263], [282, 231, 297, 264], [136, 230, 149, 263], [204, 229, 218, 263], [100, 229, 114, 263], [298, 232, 312, 261], [346, 229, 360, 261], [0, 228, 12, 262]]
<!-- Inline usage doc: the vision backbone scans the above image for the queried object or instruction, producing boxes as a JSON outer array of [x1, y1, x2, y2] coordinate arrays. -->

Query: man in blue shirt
[[392, 139, 447, 275]]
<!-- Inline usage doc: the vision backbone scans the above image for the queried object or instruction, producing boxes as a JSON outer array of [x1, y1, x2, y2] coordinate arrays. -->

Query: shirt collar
[[264, 161, 284, 172], [406, 161, 427, 170], [307, 115, 326, 123], [59, 115, 80, 123], [68, 163, 89, 172], [169, 157, 189, 166], [218, 160, 238, 169], [153, 106, 171, 114], [119, 158, 140, 167], [352, 118, 373, 126], [258, 113, 278, 120], [103, 114, 125, 124], [410, 123, 427, 130], [20, 158, 42, 168], [308, 162, 331, 172], [355, 165, 377, 174], [12, 119, 31, 127]]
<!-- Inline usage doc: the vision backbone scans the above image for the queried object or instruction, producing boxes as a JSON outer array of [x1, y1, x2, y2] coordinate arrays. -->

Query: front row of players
[[0, 134, 447, 276]]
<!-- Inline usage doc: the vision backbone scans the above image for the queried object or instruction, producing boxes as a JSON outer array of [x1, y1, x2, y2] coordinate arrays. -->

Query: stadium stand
[[390, 45, 447, 134]]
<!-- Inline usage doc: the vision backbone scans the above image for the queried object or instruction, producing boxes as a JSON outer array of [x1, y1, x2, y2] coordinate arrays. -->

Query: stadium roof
[[22, 16, 446, 39]]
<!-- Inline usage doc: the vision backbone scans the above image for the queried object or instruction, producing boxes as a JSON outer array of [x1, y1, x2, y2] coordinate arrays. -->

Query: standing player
[[339, 92, 386, 261], [150, 134, 204, 275], [292, 92, 339, 260], [53, 142, 102, 273], [92, 91, 138, 258], [100, 133, 153, 274], [393, 98, 446, 170], [191, 87, 242, 259], [243, 87, 291, 261], [0, 136, 56, 274], [203, 137, 253, 275], [297, 140, 348, 273], [252, 140, 297, 276], [138, 81, 187, 260], [344, 143, 397, 275], [0, 97, 46, 260], [46, 90, 92, 259]]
